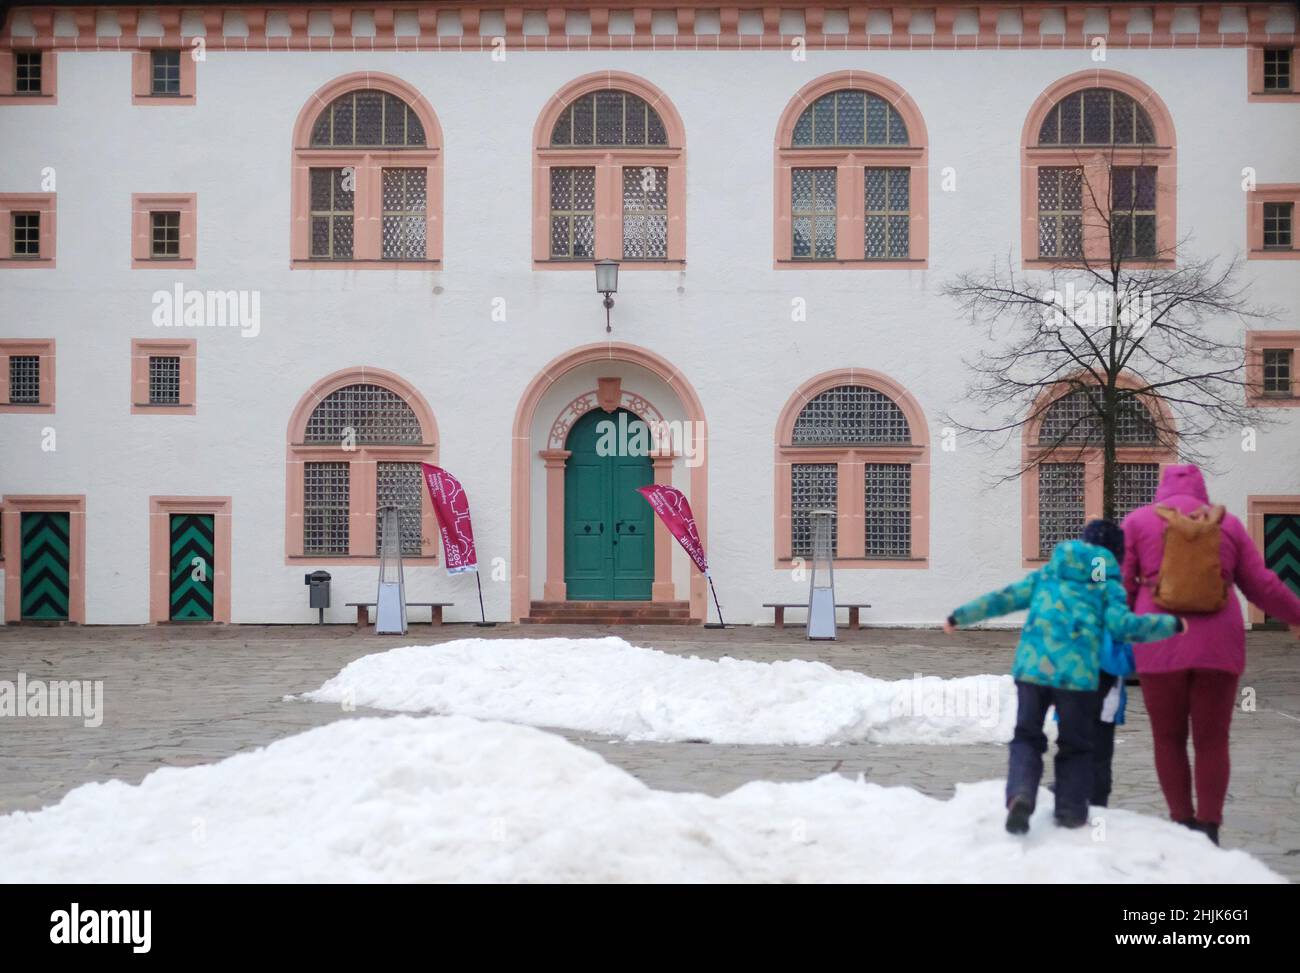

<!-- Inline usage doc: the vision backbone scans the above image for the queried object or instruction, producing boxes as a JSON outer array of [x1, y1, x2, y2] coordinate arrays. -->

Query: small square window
[[1263, 202, 1293, 249], [15, 51, 42, 94], [1262, 349, 1294, 397], [150, 211, 181, 258], [151, 51, 182, 96], [1263, 49, 1293, 92], [11, 212, 40, 257], [148, 355, 182, 405], [8, 355, 40, 404]]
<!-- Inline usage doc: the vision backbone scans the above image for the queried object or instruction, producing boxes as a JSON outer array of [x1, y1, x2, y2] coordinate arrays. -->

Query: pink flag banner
[[636, 484, 708, 575], [421, 463, 478, 574]]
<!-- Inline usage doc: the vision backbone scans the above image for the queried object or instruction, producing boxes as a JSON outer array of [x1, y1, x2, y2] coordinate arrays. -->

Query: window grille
[[549, 167, 596, 259], [792, 385, 911, 445], [791, 91, 909, 146], [304, 384, 423, 444], [151, 51, 181, 95], [1263, 202, 1293, 249], [550, 92, 668, 147], [791, 463, 837, 558], [1038, 167, 1083, 258], [1037, 88, 1156, 145], [310, 91, 426, 147], [1115, 463, 1160, 523], [1111, 166, 1158, 259], [15, 51, 41, 93], [865, 167, 909, 259], [8, 355, 40, 404], [1038, 463, 1086, 558], [148, 356, 181, 405], [1037, 388, 1159, 446], [309, 168, 355, 259], [865, 463, 911, 558], [303, 463, 350, 555], [792, 167, 837, 260], [1263, 348, 1293, 396], [150, 211, 181, 258], [11, 212, 39, 257], [376, 462, 424, 556], [622, 166, 668, 260], [1263, 49, 1292, 91], [381, 168, 427, 260]]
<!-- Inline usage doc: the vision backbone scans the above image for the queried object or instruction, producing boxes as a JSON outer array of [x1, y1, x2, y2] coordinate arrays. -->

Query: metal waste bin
[[304, 570, 331, 623]]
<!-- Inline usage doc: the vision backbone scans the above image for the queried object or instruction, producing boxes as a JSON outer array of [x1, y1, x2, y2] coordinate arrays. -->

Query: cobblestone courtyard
[[1, 624, 1296, 880]]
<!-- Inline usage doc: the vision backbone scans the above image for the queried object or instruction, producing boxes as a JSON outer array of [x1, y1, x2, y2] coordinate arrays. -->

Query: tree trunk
[[1101, 383, 1118, 522]]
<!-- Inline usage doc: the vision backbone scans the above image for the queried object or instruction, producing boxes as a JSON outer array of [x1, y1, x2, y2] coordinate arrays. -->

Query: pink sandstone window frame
[[1246, 330, 1300, 406], [1248, 45, 1300, 103], [290, 73, 444, 270], [131, 193, 197, 269], [131, 338, 197, 415], [1245, 495, 1300, 627], [773, 71, 929, 269], [774, 368, 930, 569], [131, 47, 196, 105], [1246, 184, 1300, 260], [149, 495, 232, 622], [1, 494, 86, 624], [532, 71, 687, 270], [0, 48, 57, 104], [0, 338, 55, 413], [1020, 70, 1177, 270], [1020, 375, 1177, 568], [285, 367, 440, 565], [0, 192, 56, 268]]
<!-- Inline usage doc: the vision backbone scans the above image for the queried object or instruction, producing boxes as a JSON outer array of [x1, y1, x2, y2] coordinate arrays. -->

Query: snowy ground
[[300, 637, 1022, 745], [0, 715, 1279, 883]]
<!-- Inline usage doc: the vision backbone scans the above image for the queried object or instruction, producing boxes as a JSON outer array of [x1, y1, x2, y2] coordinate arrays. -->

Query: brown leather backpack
[[1152, 505, 1229, 613]]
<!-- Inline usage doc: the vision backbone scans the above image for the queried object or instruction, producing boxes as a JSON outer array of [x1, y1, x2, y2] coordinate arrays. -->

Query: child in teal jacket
[[944, 536, 1182, 832]]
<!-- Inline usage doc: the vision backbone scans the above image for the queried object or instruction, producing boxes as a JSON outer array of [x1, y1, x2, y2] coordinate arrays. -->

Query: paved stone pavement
[[1, 623, 1297, 879]]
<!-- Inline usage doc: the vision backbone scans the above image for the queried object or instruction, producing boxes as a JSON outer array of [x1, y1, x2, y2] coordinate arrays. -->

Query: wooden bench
[[345, 602, 454, 627], [762, 602, 872, 630]]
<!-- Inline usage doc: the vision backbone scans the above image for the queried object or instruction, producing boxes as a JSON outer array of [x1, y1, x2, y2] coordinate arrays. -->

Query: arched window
[[532, 72, 686, 268], [774, 72, 928, 268], [291, 74, 442, 268], [1022, 381, 1176, 564], [286, 369, 438, 563], [1022, 71, 1175, 267], [775, 371, 929, 568]]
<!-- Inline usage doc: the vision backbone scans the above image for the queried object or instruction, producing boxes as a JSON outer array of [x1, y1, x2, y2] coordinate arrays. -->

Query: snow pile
[[301, 637, 1018, 745], [0, 716, 1278, 883]]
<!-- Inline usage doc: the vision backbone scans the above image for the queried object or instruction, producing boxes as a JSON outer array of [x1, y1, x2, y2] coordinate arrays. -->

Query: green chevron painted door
[[170, 513, 215, 621], [1263, 513, 1300, 626], [20, 512, 70, 621]]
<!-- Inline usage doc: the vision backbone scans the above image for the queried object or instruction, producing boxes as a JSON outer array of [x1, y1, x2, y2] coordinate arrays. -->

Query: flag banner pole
[[474, 572, 495, 627], [707, 574, 725, 627]]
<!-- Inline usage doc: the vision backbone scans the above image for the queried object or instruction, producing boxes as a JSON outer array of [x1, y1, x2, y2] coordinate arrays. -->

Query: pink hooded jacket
[[1120, 464, 1300, 675]]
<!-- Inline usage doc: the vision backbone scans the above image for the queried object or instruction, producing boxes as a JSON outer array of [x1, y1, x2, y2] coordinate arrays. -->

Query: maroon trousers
[[1140, 669, 1239, 825]]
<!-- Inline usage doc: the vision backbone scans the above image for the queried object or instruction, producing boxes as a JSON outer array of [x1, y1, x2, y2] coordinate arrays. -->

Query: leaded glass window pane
[[622, 166, 668, 260], [150, 211, 181, 258], [1037, 88, 1157, 146], [1038, 463, 1085, 558], [550, 92, 669, 146], [865, 167, 909, 259], [865, 463, 911, 558], [309, 168, 354, 259], [793, 385, 911, 444], [1263, 349, 1293, 396], [310, 91, 426, 147], [792, 167, 836, 260], [1263, 202, 1293, 249], [1037, 167, 1083, 258], [791, 91, 908, 146], [1037, 388, 1159, 446], [1111, 166, 1158, 259], [376, 462, 423, 556], [381, 168, 427, 260], [303, 462, 350, 555], [148, 355, 181, 405], [549, 167, 596, 259], [151, 50, 181, 95], [8, 355, 40, 404], [11, 212, 40, 257], [1114, 463, 1160, 522], [791, 463, 837, 558], [1263, 49, 1293, 91], [15, 51, 42, 93], [304, 384, 424, 444]]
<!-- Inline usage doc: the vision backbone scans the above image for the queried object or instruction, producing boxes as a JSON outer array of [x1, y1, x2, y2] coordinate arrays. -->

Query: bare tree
[[943, 148, 1275, 521]]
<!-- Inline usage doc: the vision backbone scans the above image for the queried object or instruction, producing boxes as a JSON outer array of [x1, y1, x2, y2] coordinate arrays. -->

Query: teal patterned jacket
[[951, 540, 1180, 691]]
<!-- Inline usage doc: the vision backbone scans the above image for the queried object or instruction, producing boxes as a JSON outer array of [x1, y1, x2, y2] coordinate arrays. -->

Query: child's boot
[[1005, 796, 1033, 835]]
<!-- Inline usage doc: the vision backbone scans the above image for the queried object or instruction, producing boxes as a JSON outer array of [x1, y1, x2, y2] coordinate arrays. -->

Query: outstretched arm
[[1103, 578, 1181, 644], [950, 573, 1037, 628]]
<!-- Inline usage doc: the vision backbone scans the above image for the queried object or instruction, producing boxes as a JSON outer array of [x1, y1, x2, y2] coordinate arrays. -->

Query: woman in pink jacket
[[1121, 464, 1300, 845]]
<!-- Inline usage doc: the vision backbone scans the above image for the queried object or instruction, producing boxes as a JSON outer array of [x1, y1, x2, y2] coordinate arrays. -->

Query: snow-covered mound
[[0, 716, 1278, 883], [300, 636, 1017, 745]]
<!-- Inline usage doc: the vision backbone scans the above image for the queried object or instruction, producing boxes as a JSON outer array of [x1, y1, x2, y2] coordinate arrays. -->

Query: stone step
[[521, 615, 701, 626]]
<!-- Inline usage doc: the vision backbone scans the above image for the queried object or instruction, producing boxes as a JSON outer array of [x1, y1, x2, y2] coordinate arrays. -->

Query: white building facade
[[1, 1, 1298, 626]]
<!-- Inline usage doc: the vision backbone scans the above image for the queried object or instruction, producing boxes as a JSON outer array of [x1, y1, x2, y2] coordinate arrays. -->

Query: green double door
[[1264, 513, 1300, 626], [564, 408, 654, 600]]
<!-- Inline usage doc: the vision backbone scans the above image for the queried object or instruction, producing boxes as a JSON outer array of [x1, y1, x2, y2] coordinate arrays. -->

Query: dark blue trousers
[[1007, 680, 1097, 823]]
